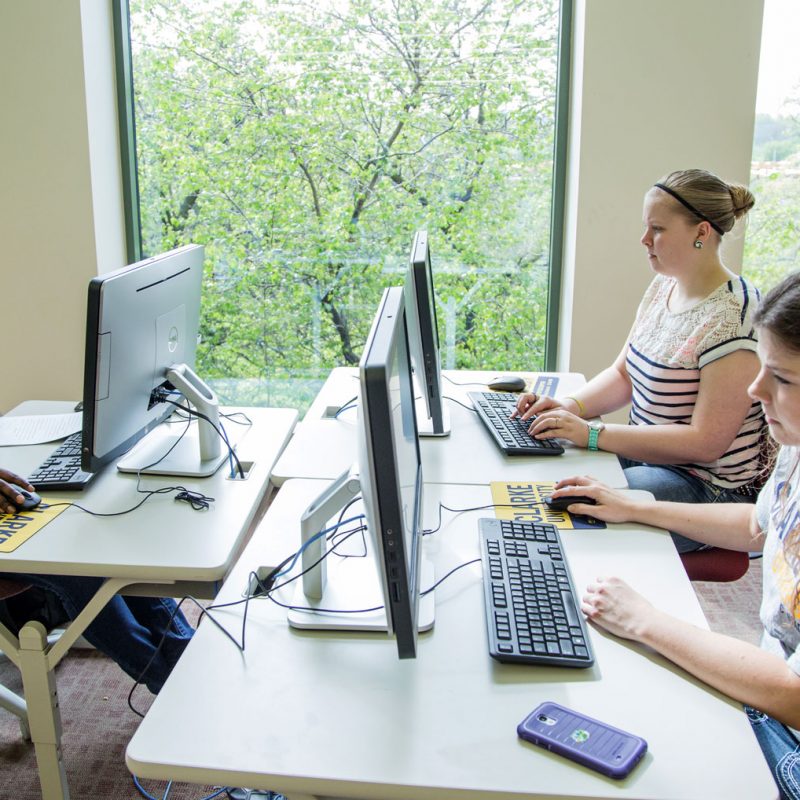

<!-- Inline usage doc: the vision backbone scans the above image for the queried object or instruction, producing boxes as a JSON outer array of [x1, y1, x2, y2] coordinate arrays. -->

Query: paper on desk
[[0, 413, 82, 446]]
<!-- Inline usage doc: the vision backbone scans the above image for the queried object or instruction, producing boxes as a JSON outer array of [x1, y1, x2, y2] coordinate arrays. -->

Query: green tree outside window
[[130, 0, 562, 407]]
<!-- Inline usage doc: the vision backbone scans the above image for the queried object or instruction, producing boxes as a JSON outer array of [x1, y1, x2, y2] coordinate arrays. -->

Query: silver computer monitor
[[289, 286, 432, 658], [404, 230, 450, 437], [81, 244, 228, 478]]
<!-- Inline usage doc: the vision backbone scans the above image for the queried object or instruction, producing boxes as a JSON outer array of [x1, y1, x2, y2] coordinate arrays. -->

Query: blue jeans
[[618, 459, 756, 553], [0, 572, 193, 693], [746, 706, 800, 799]]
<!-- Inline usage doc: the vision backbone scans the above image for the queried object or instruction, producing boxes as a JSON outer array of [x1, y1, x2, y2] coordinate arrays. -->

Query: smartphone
[[517, 701, 647, 779]]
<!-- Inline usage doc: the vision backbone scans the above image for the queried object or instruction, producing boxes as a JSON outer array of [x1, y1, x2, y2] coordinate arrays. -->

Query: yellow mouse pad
[[490, 481, 606, 530], [0, 500, 69, 553]]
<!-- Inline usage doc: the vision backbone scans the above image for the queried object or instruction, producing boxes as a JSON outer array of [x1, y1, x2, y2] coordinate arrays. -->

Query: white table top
[[0, 406, 297, 582], [273, 369, 628, 488], [126, 479, 774, 799]]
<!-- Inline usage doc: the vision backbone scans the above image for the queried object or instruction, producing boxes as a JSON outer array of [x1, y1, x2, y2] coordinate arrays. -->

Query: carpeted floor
[[0, 562, 765, 800]]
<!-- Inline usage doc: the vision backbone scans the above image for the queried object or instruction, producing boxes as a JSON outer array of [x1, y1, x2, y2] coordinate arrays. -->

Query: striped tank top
[[626, 274, 766, 489]]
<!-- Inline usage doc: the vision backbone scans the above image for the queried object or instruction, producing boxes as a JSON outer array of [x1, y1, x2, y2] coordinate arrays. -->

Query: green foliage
[[744, 112, 800, 293], [744, 167, 800, 292], [752, 113, 800, 162], [130, 0, 560, 402]]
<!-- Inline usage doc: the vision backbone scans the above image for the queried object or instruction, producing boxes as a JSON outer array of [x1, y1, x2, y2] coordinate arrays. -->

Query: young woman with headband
[[515, 168, 769, 552]]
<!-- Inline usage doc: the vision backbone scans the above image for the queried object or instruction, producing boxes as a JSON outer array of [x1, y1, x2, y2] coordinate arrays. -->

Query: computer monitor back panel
[[405, 230, 449, 436], [81, 245, 204, 473]]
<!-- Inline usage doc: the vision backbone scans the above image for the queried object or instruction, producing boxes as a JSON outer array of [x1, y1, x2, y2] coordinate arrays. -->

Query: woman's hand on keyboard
[[512, 392, 564, 421], [525, 408, 590, 447]]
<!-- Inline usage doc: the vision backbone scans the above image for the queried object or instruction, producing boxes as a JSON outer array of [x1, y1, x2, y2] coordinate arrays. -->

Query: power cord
[[443, 395, 478, 413], [132, 775, 230, 800], [155, 392, 249, 479], [40, 398, 244, 518], [441, 374, 494, 387], [334, 395, 359, 418], [423, 500, 548, 535], [133, 776, 281, 800]]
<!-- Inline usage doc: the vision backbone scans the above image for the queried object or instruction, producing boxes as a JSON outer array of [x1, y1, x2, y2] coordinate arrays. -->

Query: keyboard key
[[468, 392, 565, 456], [27, 432, 96, 491]]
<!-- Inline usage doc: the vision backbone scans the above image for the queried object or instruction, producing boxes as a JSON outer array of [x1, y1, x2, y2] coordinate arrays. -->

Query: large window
[[119, 0, 570, 407], [744, 0, 800, 291]]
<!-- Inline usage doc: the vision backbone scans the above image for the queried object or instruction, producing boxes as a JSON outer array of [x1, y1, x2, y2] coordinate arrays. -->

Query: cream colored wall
[[0, 0, 125, 413], [560, 0, 764, 420], [0, 1, 764, 415]]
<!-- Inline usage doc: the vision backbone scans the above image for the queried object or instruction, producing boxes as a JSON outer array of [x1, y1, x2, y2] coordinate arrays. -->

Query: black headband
[[653, 183, 725, 236]]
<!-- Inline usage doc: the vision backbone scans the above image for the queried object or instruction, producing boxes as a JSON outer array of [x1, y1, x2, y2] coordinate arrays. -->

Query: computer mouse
[[544, 494, 597, 512], [487, 375, 527, 393], [8, 484, 42, 511]]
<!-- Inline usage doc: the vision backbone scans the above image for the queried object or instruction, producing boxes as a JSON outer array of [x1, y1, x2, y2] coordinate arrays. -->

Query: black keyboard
[[479, 518, 594, 667], [468, 391, 564, 455], [27, 432, 95, 491]]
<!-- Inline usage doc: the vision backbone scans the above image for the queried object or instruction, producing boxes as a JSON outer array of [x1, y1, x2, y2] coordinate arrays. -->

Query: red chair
[[679, 548, 749, 582]]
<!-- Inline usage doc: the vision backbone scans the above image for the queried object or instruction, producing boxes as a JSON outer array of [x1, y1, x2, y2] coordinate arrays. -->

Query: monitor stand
[[117, 363, 236, 478], [116, 420, 247, 478], [287, 557, 434, 633], [286, 468, 434, 633], [415, 398, 451, 438]]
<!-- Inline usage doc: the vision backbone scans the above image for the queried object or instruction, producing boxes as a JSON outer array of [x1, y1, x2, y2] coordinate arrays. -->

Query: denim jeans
[[1, 572, 193, 693], [746, 706, 800, 800], [618, 458, 757, 553]]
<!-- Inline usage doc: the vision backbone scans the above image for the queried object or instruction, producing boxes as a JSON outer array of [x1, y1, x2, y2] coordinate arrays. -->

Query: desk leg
[[1, 621, 30, 738], [18, 621, 70, 800], [10, 578, 168, 800], [0, 680, 30, 739]]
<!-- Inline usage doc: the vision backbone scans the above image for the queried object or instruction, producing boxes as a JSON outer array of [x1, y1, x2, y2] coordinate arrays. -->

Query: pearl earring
[[694, 240, 703, 249]]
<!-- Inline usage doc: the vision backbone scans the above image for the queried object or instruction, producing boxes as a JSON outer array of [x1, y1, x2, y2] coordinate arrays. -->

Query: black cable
[[334, 395, 359, 418], [128, 591, 253, 717], [441, 374, 494, 387], [221, 410, 253, 426], [443, 395, 478, 413], [127, 595, 194, 717], [46, 412, 215, 518], [328, 495, 366, 558], [156, 394, 247, 479], [178, 535, 486, 667], [254, 526, 387, 615], [424, 500, 547, 535], [264, 526, 366, 597], [44, 489, 212, 518], [420, 558, 481, 595]]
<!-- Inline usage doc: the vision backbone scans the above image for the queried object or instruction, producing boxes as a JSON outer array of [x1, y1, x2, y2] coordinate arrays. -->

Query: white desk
[[0, 405, 298, 800], [273, 369, 628, 488], [126, 480, 775, 799]]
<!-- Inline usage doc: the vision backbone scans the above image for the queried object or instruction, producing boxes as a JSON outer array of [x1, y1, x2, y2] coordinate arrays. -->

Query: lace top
[[626, 274, 766, 488]]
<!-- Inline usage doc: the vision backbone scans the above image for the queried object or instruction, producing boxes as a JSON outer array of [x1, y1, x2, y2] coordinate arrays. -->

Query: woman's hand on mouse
[[0, 468, 35, 515], [551, 475, 641, 524]]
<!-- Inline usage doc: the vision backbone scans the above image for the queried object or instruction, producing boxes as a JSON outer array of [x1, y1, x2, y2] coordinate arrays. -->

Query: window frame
[[112, 0, 573, 371]]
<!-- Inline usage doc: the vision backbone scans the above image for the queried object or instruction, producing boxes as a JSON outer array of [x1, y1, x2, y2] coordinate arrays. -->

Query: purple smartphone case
[[517, 701, 647, 779]]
